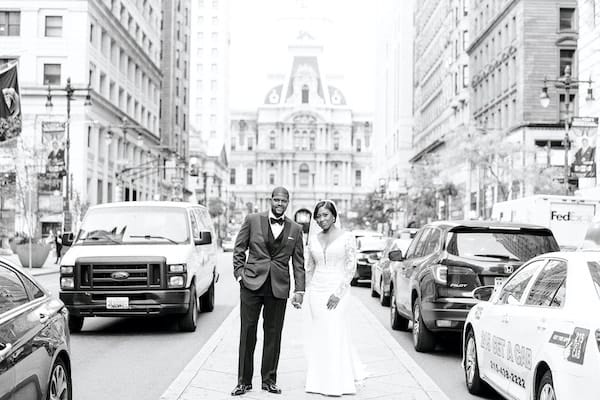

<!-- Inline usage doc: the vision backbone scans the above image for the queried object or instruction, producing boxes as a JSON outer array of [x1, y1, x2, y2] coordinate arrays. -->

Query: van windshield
[[75, 206, 189, 245], [446, 230, 559, 261]]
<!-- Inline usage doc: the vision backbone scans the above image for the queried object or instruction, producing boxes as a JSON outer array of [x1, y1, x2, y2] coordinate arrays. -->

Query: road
[[35, 251, 239, 400], [35, 252, 501, 400]]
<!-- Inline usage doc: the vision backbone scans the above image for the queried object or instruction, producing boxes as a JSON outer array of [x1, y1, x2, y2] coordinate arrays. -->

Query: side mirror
[[389, 250, 404, 261], [472, 286, 495, 302], [195, 231, 212, 246], [61, 232, 74, 247]]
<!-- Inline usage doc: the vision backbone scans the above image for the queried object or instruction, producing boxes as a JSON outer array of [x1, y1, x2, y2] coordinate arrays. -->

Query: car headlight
[[61, 277, 74, 289], [168, 264, 186, 273], [60, 266, 74, 274], [168, 275, 185, 288]]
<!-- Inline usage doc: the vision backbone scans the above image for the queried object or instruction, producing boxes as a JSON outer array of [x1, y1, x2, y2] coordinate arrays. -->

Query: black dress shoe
[[231, 384, 252, 396], [261, 383, 282, 394]]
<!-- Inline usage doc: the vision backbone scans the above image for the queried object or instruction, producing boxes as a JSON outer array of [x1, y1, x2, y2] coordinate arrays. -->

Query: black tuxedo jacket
[[233, 211, 305, 298]]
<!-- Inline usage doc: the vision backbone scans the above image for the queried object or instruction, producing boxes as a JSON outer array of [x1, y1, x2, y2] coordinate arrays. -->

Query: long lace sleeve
[[333, 233, 357, 298], [305, 241, 316, 286]]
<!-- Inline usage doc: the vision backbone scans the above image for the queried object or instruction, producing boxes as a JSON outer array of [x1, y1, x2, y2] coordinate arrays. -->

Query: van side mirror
[[472, 286, 494, 302], [61, 232, 74, 247], [195, 231, 212, 245], [389, 250, 404, 261]]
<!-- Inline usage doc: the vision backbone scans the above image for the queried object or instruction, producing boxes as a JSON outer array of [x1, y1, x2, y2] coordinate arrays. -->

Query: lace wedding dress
[[303, 231, 366, 396]]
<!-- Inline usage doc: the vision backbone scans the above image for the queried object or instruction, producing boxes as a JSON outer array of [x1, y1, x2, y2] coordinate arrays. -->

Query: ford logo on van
[[111, 271, 130, 280]]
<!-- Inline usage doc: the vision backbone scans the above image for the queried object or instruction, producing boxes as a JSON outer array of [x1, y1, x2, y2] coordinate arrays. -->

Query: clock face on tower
[[269, 90, 280, 104]]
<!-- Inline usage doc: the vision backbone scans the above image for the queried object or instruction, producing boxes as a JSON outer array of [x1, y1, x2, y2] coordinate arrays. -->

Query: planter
[[14, 243, 51, 268]]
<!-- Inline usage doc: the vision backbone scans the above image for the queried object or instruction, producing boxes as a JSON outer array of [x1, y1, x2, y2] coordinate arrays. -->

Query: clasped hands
[[291, 293, 340, 309], [291, 292, 304, 309]]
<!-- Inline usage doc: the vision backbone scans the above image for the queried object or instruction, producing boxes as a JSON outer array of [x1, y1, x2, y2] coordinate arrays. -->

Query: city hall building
[[228, 38, 373, 224]]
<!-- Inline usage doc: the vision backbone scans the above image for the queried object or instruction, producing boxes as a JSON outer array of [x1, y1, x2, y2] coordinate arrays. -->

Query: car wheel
[[48, 357, 72, 400], [179, 284, 198, 332], [379, 280, 390, 307], [200, 275, 215, 312], [390, 291, 409, 331], [68, 315, 84, 333], [412, 298, 436, 352], [537, 370, 556, 400], [370, 276, 378, 297], [464, 329, 486, 395]]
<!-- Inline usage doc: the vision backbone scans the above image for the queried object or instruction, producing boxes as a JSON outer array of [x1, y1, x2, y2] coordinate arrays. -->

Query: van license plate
[[494, 277, 505, 288], [106, 297, 129, 309]]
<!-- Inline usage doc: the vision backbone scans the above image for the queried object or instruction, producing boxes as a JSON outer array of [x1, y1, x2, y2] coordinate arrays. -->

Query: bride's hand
[[326, 294, 340, 310]]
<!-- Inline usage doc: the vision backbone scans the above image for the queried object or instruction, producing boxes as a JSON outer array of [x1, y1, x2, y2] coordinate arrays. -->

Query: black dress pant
[[238, 276, 287, 385]]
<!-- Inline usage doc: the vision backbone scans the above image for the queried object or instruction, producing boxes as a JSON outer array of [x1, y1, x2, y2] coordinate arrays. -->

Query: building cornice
[[467, 0, 519, 55]]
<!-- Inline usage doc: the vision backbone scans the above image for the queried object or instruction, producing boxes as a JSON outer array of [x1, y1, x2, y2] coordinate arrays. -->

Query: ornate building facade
[[228, 39, 373, 222]]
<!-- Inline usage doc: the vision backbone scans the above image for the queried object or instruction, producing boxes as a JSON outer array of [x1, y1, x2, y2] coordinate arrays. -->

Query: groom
[[231, 186, 305, 396]]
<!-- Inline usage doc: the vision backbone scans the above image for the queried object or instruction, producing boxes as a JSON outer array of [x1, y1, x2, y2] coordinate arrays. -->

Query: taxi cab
[[462, 250, 600, 400]]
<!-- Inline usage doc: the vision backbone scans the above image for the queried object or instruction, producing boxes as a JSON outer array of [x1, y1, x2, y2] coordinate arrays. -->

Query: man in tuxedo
[[231, 187, 305, 396]]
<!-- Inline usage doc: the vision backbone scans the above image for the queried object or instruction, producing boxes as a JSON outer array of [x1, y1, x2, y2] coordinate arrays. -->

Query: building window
[[559, 48, 576, 75], [269, 132, 276, 150], [462, 64, 469, 87], [43, 64, 61, 85], [302, 85, 309, 103], [246, 168, 253, 185], [559, 8, 575, 31], [247, 137, 253, 151], [45, 16, 63, 37], [269, 173, 275, 185], [355, 170, 362, 187], [0, 11, 20, 36], [299, 164, 309, 187], [356, 139, 362, 152], [230, 168, 236, 185], [333, 173, 339, 186], [333, 132, 340, 151]]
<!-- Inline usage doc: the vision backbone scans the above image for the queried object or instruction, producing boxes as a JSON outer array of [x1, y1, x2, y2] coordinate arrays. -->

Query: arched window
[[299, 163, 309, 187], [302, 84, 309, 104]]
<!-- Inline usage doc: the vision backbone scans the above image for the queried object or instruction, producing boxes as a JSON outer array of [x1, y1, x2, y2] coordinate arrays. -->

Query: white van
[[59, 201, 218, 332]]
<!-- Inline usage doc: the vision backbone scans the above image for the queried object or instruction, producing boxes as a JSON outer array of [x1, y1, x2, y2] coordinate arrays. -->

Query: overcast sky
[[229, 0, 377, 113]]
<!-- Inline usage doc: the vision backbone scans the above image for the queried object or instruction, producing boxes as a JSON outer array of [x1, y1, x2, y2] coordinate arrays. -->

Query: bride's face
[[315, 206, 335, 231]]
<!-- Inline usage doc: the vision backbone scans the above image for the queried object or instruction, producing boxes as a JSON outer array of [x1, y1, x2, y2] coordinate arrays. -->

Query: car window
[[587, 261, 600, 300], [446, 230, 559, 261], [525, 259, 567, 307], [0, 266, 29, 314], [413, 229, 431, 258], [550, 281, 566, 308], [422, 228, 441, 256], [189, 211, 200, 239], [404, 230, 423, 259], [21, 275, 44, 299], [496, 260, 546, 305]]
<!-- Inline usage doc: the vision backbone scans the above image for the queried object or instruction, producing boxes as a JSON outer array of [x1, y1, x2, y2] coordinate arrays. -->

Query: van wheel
[[179, 284, 198, 332], [390, 292, 409, 331], [68, 315, 84, 333], [412, 298, 435, 352], [200, 276, 215, 312]]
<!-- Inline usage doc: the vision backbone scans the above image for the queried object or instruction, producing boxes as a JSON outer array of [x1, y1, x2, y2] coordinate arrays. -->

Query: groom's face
[[270, 194, 289, 217]]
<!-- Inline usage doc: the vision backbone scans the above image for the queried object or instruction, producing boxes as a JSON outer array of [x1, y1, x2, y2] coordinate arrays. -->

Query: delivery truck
[[491, 195, 600, 249]]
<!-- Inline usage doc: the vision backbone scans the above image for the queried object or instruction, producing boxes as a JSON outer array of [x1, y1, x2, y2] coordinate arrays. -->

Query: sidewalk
[[0, 251, 60, 276], [161, 295, 450, 400]]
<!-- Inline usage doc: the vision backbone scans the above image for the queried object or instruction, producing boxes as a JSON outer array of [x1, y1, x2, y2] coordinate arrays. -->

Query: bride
[[303, 200, 366, 396]]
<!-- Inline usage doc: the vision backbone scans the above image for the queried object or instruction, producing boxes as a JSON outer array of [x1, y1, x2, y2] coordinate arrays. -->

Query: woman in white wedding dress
[[303, 200, 366, 396]]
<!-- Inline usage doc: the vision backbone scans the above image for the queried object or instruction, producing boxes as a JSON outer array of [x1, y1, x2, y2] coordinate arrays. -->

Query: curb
[[353, 298, 451, 400], [159, 305, 240, 400]]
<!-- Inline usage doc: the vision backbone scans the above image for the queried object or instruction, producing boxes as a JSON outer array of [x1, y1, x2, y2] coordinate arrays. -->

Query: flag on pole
[[0, 61, 21, 144]]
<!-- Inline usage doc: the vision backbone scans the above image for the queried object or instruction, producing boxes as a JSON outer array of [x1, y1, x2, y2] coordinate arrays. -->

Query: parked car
[[352, 229, 383, 240], [371, 237, 413, 306], [222, 236, 235, 252], [463, 250, 600, 400], [0, 256, 72, 400], [351, 236, 388, 285], [388, 220, 560, 352], [59, 201, 218, 333]]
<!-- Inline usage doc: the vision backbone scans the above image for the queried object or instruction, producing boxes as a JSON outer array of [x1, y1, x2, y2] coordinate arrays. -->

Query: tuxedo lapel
[[273, 219, 292, 255], [260, 213, 270, 245]]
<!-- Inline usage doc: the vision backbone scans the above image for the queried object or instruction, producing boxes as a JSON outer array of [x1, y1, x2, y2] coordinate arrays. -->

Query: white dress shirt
[[268, 211, 285, 238]]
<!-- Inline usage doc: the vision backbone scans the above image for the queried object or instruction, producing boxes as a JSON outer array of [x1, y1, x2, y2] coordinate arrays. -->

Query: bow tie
[[270, 217, 284, 225]]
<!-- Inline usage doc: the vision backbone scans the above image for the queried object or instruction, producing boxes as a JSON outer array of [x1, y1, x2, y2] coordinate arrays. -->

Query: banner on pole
[[42, 121, 66, 179], [0, 61, 21, 144]]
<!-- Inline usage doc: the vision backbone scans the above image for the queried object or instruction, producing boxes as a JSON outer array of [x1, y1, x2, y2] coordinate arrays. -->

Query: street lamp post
[[539, 66, 594, 195], [45, 78, 92, 230]]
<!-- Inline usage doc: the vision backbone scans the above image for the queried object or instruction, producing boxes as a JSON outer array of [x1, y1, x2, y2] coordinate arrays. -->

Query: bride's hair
[[313, 200, 337, 222]]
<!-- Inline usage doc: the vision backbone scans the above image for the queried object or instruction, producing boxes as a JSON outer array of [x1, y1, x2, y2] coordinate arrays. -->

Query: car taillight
[[432, 265, 447, 284]]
